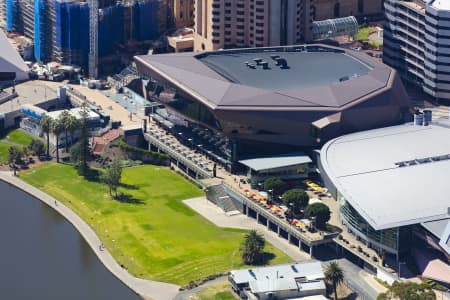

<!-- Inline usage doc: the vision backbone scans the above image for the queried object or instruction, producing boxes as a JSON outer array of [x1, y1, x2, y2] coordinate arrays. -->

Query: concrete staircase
[[206, 184, 241, 213]]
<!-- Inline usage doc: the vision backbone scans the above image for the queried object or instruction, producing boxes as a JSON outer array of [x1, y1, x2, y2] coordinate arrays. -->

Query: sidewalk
[[0, 171, 180, 300], [183, 197, 311, 262]]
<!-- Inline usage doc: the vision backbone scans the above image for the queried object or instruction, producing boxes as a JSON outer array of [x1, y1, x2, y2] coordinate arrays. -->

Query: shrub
[[118, 138, 169, 165], [304, 202, 331, 230]]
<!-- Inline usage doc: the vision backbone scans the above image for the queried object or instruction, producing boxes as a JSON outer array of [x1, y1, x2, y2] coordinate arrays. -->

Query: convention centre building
[[135, 44, 410, 161], [320, 118, 450, 284]]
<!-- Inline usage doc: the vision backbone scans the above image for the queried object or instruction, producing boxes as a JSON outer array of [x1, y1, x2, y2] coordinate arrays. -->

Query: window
[[358, 0, 364, 13], [212, 39, 220, 44], [334, 2, 340, 18]]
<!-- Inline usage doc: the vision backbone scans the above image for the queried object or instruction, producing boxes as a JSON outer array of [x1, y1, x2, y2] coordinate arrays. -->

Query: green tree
[[28, 139, 45, 157], [282, 189, 309, 215], [8, 146, 23, 175], [51, 118, 64, 163], [304, 202, 331, 230], [324, 261, 344, 300], [67, 114, 80, 147], [72, 103, 91, 175], [8, 146, 23, 165], [263, 177, 287, 200], [101, 160, 123, 198], [377, 281, 436, 300], [59, 110, 72, 152], [40, 114, 52, 158], [240, 230, 265, 265]]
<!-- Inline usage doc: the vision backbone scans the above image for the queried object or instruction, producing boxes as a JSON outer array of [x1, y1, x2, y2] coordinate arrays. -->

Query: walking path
[[0, 171, 180, 300], [183, 197, 311, 262]]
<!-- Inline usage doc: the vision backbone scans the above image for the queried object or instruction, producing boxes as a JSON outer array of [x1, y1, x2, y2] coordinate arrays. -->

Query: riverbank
[[0, 170, 180, 300]]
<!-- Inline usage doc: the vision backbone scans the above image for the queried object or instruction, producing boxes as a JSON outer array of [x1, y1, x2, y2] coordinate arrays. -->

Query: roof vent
[[247, 63, 256, 69], [275, 58, 288, 69], [414, 112, 423, 126], [270, 54, 280, 60], [261, 61, 269, 69], [253, 58, 263, 64]]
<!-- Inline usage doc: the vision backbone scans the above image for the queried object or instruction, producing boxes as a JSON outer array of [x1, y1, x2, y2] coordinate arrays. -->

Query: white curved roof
[[0, 30, 29, 81], [321, 121, 450, 230]]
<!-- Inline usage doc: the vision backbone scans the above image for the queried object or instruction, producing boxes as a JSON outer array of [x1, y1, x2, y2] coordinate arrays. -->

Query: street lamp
[[398, 261, 406, 279], [188, 138, 193, 148], [311, 216, 316, 232], [267, 189, 274, 204]]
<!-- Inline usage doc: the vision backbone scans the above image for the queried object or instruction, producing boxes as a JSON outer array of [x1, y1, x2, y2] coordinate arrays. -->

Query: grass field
[[195, 281, 238, 300], [6, 129, 34, 146], [0, 141, 11, 164], [20, 163, 292, 285]]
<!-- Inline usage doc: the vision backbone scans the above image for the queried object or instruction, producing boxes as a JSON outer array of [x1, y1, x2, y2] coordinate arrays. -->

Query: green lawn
[[0, 141, 11, 164], [20, 163, 292, 285], [195, 281, 238, 300], [6, 129, 34, 146]]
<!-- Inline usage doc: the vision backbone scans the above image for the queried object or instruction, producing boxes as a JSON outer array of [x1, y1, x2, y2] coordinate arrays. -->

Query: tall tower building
[[172, 0, 194, 28], [193, 0, 313, 51], [384, 0, 450, 101]]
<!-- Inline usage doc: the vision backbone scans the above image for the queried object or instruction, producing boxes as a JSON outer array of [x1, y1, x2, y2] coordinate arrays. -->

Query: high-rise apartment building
[[312, 0, 384, 21], [193, 0, 313, 51], [384, 0, 450, 101], [3, 0, 167, 74], [193, 0, 385, 52], [172, 0, 194, 28]]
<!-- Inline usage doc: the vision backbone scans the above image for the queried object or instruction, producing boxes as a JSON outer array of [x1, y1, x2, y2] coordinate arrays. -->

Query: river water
[[0, 181, 141, 300]]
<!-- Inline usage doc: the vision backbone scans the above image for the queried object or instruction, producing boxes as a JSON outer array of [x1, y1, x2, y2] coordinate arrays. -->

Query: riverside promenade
[[0, 171, 180, 300]]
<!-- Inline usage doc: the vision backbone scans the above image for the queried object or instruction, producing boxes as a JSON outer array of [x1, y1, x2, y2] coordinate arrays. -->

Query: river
[[0, 180, 141, 300]]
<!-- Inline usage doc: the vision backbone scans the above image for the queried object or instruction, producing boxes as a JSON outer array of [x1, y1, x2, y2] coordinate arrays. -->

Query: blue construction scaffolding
[[34, 0, 46, 62], [98, 3, 124, 56], [133, 0, 159, 41], [55, 1, 90, 68], [5, 0, 18, 31]]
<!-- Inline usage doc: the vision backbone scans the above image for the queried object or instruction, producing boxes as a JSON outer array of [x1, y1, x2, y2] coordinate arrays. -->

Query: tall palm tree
[[240, 230, 265, 265], [40, 114, 52, 158], [59, 110, 71, 152], [324, 261, 344, 300], [51, 118, 64, 163], [67, 114, 80, 148]]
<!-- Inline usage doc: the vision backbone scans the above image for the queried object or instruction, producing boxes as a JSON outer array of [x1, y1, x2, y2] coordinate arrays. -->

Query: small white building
[[228, 262, 326, 300]]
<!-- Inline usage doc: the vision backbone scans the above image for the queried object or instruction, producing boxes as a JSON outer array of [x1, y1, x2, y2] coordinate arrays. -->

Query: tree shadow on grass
[[82, 168, 101, 182], [115, 193, 145, 205], [120, 182, 138, 190], [257, 252, 276, 266]]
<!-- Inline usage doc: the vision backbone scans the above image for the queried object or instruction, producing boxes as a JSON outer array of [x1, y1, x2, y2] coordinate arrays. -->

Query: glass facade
[[146, 79, 221, 130], [338, 191, 400, 254]]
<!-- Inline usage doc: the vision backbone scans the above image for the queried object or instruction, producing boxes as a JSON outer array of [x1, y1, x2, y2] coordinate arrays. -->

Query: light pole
[[398, 261, 406, 279], [188, 138, 193, 148], [311, 216, 316, 232], [267, 189, 273, 204]]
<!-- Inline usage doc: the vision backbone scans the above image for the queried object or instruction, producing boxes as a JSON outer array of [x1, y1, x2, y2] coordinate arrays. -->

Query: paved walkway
[[183, 197, 311, 262], [0, 171, 180, 300]]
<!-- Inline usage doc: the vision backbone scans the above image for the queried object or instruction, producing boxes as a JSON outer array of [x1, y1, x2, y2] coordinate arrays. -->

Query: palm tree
[[59, 110, 71, 152], [51, 118, 64, 163], [40, 114, 52, 158], [240, 230, 265, 265], [324, 261, 344, 300], [67, 114, 80, 148]]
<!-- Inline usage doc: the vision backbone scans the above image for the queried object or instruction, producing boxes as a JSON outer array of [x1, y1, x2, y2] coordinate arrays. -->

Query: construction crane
[[88, 0, 98, 79]]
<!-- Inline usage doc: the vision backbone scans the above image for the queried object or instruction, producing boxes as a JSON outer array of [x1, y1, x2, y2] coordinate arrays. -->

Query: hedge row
[[118, 138, 169, 166]]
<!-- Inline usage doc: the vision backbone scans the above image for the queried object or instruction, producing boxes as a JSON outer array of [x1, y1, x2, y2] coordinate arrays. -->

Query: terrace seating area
[[144, 122, 215, 178], [150, 113, 231, 169], [234, 184, 338, 244]]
